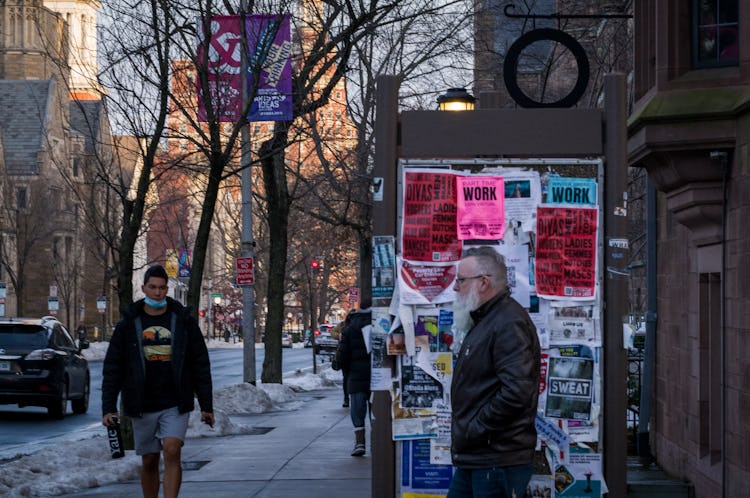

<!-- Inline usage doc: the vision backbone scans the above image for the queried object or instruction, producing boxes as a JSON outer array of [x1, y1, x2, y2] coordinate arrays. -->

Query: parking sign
[[236, 256, 254, 286]]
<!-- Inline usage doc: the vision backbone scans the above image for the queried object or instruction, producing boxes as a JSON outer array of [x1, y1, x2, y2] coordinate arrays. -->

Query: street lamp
[[436, 87, 476, 111]]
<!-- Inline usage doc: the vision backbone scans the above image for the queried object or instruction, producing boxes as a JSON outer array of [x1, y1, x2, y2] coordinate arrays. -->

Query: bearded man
[[448, 246, 540, 498]]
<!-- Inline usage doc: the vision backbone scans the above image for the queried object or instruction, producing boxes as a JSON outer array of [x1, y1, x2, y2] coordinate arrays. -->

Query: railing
[[627, 347, 644, 454]]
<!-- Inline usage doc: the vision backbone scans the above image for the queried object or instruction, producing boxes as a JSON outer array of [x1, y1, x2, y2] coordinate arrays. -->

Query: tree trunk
[[187, 158, 223, 321], [357, 227, 373, 306], [260, 123, 290, 384]]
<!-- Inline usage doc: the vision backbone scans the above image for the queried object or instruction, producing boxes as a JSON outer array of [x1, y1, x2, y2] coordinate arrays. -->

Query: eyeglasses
[[454, 274, 491, 285]]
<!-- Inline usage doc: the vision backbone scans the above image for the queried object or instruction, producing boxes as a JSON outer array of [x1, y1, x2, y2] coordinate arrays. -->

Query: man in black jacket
[[448, 247, 540, 498], [338, 301, 372, 456], [102, 265, 213, 498]]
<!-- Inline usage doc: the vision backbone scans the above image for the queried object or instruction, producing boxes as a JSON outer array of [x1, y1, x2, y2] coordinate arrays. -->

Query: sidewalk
[[60, 386, 372, 498]]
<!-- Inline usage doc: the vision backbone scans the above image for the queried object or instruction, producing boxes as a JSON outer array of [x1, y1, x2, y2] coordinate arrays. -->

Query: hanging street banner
[[178, 249, 192, 278], [246, 14, 293, 122], [196, 15, 243, 122], [456, 175, 505, 240], [401, 170, 461, 263], [196, 14, 292, 123], [535, 205, 598, 300]]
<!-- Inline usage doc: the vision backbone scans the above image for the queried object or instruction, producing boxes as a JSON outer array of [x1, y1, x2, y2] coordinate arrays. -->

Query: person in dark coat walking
[[338, 300, 372, 456], [102, 265, 214, 498]]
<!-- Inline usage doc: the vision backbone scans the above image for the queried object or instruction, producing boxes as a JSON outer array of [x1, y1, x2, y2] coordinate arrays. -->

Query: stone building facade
[[627, 1, 748, 497], [0, 0, 122, 336]]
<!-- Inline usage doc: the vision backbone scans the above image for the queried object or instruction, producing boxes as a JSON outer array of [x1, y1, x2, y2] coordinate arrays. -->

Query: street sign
[[97, 296, 107, 314], [236, 256, 255, 286], [349, 286, 359, 305], [48, 296, 59, 315]]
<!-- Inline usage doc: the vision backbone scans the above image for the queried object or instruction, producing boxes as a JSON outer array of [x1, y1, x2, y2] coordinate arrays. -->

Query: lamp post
[[436, 87, 476, 111]]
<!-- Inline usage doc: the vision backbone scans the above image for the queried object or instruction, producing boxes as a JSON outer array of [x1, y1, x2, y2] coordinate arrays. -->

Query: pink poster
[[456, 176, 505, 240], [196, 16, 243, 122]]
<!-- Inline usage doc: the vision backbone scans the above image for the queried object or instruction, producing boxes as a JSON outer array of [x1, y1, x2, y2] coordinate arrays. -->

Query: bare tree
[[293, 0, 474, 308]]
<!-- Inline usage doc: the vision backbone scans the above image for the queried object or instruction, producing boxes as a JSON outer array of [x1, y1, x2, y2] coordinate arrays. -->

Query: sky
[[0, 341, 342, 497]]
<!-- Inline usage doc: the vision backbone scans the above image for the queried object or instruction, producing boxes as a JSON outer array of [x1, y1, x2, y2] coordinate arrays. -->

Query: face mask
[[144, 297, 167, 309]]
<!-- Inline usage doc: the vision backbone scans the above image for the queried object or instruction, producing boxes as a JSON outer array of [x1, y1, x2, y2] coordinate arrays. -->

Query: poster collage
[[370, 162, 608, 497]]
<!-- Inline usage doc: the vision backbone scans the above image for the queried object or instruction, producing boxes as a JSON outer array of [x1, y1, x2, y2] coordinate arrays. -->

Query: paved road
[[0, 346, 314, 457]]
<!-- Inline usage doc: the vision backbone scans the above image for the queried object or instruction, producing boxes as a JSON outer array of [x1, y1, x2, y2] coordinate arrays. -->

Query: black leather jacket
[[450, 290, 540, 469], [102, 297, 213, 417]]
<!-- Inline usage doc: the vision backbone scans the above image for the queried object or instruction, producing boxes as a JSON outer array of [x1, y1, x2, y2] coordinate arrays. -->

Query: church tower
[[43, 0, 101, 99], [0, 0, 69, 82]]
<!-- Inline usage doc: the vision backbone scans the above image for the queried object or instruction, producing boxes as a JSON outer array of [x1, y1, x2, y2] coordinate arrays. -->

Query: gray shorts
[[131, 407, 189, 455]]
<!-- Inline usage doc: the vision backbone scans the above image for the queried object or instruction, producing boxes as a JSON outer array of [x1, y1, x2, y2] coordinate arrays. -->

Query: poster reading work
[[456, 176, 505, 240], [535, 206, 598, 299], [402, 170, 461, 262]]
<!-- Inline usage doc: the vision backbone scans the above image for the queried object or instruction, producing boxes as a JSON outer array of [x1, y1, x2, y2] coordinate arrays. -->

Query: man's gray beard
[[452, 286, 482, 335]]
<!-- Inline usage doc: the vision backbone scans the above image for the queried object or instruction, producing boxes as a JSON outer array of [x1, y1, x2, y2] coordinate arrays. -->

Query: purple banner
[[196, 14, 292, 123], [196, 16, 243, 122], [246, 14, 293, 122]]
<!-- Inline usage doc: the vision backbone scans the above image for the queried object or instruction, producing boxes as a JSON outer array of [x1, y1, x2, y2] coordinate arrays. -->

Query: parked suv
[[0, 316, 90, 419]]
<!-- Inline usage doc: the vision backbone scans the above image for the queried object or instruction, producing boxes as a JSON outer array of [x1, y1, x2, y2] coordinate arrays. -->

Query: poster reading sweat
[[535, 205, 598, 300], [402, 170, 461, 262], [456, 175, 505, 240], [545, 356, 595, 421]]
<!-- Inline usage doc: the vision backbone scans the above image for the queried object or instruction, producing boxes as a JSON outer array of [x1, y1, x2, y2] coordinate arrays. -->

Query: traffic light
[[311, 259, 320, 270], [199, 309, 206, 317]]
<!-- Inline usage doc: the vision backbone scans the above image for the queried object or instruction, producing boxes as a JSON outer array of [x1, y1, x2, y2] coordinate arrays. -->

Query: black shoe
[[342, 401, 349, 408]]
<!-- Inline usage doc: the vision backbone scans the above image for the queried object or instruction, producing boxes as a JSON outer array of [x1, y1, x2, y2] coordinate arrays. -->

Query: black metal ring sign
[[503, 28, 590, 108]]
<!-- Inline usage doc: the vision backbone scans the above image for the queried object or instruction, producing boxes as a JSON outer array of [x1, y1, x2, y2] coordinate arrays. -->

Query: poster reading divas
[[401, 170, 462, 263], [535, 205, 598, 300]]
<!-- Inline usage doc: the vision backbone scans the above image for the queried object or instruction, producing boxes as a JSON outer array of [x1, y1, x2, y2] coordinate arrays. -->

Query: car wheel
[[49, 381, 68, 419], [71, 374, 90, 414]]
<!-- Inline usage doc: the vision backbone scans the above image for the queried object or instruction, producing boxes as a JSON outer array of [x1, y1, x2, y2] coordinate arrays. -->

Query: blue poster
[[546, 177, 597, 206], [400, 439, 453, 492]]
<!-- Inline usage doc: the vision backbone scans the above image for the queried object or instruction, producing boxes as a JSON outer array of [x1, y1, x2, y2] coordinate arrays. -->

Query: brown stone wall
[[651, 142, 750, 497]]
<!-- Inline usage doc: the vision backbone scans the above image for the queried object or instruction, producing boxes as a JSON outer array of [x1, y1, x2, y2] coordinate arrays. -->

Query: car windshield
[[0, 325, 49, 351]]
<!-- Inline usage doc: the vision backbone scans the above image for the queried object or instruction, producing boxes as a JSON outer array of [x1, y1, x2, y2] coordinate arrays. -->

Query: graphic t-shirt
[[141, 312, 179, 412]]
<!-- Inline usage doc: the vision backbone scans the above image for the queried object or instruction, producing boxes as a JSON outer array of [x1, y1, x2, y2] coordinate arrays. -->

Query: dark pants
[[447, 464, 533, 498], [349, 392, 368, 428], [342, 371, 349, 402]]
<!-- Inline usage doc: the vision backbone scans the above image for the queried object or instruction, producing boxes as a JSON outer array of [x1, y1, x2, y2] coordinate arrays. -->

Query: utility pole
[[240, 1, 256, 384]]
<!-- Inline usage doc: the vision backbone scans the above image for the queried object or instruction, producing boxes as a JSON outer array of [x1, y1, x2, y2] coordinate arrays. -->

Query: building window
[[16, 187, 27, 209], [53, 236, 61, 260], [698, 272, 722, 463], [693, 0, 738, 68], [72, 158, 80, 177]]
